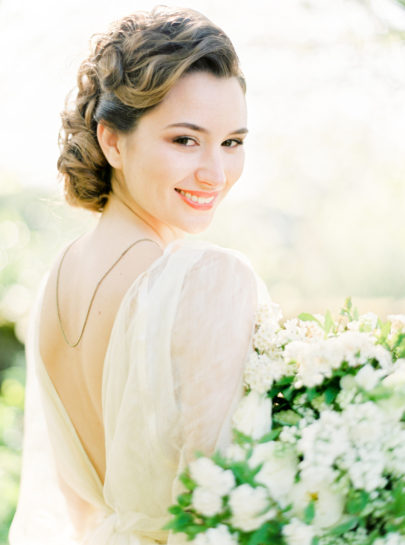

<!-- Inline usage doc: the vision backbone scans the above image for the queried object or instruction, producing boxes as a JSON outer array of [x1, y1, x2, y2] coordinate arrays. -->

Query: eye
[[222, 138, 244, 148], [173, 136, 197, 146]]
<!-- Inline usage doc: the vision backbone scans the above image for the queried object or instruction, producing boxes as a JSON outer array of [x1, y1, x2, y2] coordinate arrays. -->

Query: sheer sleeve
[[170, 247, 259, 463]]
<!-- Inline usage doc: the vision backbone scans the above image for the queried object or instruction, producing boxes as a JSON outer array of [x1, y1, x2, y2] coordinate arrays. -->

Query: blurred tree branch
[[353, 0, 405, 39]]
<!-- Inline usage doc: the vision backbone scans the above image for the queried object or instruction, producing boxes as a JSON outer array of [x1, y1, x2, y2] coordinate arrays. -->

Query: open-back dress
[[9, 238, 271, 545]]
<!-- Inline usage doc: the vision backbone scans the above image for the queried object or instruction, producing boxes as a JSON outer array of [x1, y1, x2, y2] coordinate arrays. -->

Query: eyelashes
[[222, 138, 244, 148], [172, 136, 244, 148]]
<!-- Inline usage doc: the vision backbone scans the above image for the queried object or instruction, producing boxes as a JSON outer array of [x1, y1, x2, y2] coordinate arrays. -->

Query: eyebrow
[[165, 122, 248, 135]]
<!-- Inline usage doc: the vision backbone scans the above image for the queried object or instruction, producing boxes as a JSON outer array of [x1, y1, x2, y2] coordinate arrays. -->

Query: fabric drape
[[9, 238, 271, 545]]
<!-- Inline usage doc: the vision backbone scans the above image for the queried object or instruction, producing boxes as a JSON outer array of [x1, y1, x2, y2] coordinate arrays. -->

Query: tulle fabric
[[9, 238, 271, 545]]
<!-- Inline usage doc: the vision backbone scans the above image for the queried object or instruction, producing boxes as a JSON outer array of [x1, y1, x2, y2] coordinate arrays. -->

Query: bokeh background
[[1, 0, 405, 541]]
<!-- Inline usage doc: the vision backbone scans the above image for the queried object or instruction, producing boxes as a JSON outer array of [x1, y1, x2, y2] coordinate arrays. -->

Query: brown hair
[[57, 6, 245, 212]]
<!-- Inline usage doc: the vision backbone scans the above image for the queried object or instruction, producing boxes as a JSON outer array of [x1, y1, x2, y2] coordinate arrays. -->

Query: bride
[[9, 6, 271, 544]]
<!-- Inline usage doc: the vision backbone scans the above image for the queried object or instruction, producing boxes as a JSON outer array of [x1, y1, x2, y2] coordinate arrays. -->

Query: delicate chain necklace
[[56, 236, 161, 348]]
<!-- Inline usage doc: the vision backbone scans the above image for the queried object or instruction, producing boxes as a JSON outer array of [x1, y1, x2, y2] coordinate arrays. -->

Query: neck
[[98, 192, 184, 249]]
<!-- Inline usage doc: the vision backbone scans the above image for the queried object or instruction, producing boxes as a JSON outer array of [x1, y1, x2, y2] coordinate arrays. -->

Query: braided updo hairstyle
[[57, 6, 245, 212]]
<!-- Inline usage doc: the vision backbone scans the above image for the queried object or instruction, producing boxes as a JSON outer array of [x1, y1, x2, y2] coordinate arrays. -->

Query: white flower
[[348, 313, 379, 332], [340, 403, 388, 491], [255, 302, 283, 327], [388, 315, 405, 336], [229, 484, 275, 532], [282, 518, 315, 545], [248, 442, 297, 506], [191, 487, 223, 517], [355, 364, 385, 391], [383, 359, 405, 388], [189, 458, 235, 496], [253, 303, 283, 353], [285, 331, 392, 389], [298, 410, 348, 473], [193, 525, 239, 545], [373, 533, 405, 545], [340, 374, 357, 391], [290, 479, 344, 529], [372, 344, 393, 371], [284, 341, 327, 387], [232, 390, 271, 440], [276, 319, 310, 345], [303, 322, 325, 342], [244, 350, 286, 394], [225, 444, 246, 462], [377, 389, 405, 422], [339, 331, 392, 370]]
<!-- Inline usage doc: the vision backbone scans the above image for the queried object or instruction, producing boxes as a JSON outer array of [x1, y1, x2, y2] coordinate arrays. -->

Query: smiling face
[[108, 71, 247, 235]]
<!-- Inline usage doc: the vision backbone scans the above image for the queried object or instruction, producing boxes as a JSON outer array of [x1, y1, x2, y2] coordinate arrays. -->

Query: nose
[[195, 151, 227, 188]]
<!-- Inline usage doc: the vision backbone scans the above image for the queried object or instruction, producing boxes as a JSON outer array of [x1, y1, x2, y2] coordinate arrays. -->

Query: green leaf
[[389, 482, 405, 514], [340, 297, 357, 321], [162, 513, 194, 532], [304, 500, 316, 524], [228, 460, 262, 486], [233, 428, 255, 445], [212, 451, 228, 468], [258, 428, 281, 443], [276, 375, 295, 386], [168, 505, 183, 515], [173, 512, 195, 530], [273, 410, 301, 426], [306, 387, 318, 401], [179, 472, 196, 490], [187, 525, 208, 539], [346, 490, 369, 514], [283, 385, 295, 402], [380, 321, 391, 340], [324, 386, 339, 405], [248, 523, 274, 545], [395, 334, 405, 359], [178, 493, 192, 508], [329, 517, 359, 535], [324, 310, 334, 336], [247, 521, 282, 545], [162, 519, 177, 530], [366, 385, 393, 401], [298, 313, 323, 328]]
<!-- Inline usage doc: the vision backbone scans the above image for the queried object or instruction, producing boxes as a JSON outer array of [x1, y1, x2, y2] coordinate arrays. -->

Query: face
[[111, 71, 247, 235]]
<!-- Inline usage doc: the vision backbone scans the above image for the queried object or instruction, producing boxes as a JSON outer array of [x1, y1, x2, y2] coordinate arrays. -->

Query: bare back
[[38, 233, 163, 487]]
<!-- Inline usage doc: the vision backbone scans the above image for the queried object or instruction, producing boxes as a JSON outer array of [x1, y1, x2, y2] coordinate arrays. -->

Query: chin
[[183, 225, 210, 235]]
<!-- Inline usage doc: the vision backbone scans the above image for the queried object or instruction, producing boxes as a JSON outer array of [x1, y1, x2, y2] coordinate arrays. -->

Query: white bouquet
[[165, 299, 405, 545]]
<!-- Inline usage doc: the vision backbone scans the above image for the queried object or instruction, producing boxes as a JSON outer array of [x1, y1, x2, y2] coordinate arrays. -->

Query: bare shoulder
[[104, 238, 164, 292], [39, 236, 164, 352]]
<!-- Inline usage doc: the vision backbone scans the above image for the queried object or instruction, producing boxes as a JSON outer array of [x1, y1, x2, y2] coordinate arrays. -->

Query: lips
[[174, 188, 219, 210]]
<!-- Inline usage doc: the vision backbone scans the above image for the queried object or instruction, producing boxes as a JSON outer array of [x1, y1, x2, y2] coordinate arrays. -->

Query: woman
[[9, 6, 271, 545]]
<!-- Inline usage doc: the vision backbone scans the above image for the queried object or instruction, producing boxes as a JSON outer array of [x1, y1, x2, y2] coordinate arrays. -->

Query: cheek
[[227, 152, 245, 185], [143, 145, 191, 185]]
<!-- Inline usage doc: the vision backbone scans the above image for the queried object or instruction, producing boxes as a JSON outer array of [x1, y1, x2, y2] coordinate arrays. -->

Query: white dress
[[9, 238, 271, 545]]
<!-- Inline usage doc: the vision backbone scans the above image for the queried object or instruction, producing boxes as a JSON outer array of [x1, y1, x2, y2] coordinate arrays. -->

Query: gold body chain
[[56, 236, 161, 348]]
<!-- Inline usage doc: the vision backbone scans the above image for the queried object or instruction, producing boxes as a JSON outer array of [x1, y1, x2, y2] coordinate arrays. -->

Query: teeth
[[179, 189, 215, 204]]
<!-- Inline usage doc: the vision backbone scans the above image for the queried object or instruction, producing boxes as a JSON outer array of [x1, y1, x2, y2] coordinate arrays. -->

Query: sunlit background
[[1, 0, 405, 541]]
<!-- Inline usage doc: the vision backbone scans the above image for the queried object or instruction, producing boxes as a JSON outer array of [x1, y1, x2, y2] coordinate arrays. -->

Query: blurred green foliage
[[0, 179, 92, 544], [0, 363, 25, 545]]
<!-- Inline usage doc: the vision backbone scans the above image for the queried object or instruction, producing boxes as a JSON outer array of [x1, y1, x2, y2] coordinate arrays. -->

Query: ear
[[97, 123, 123, 169]]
